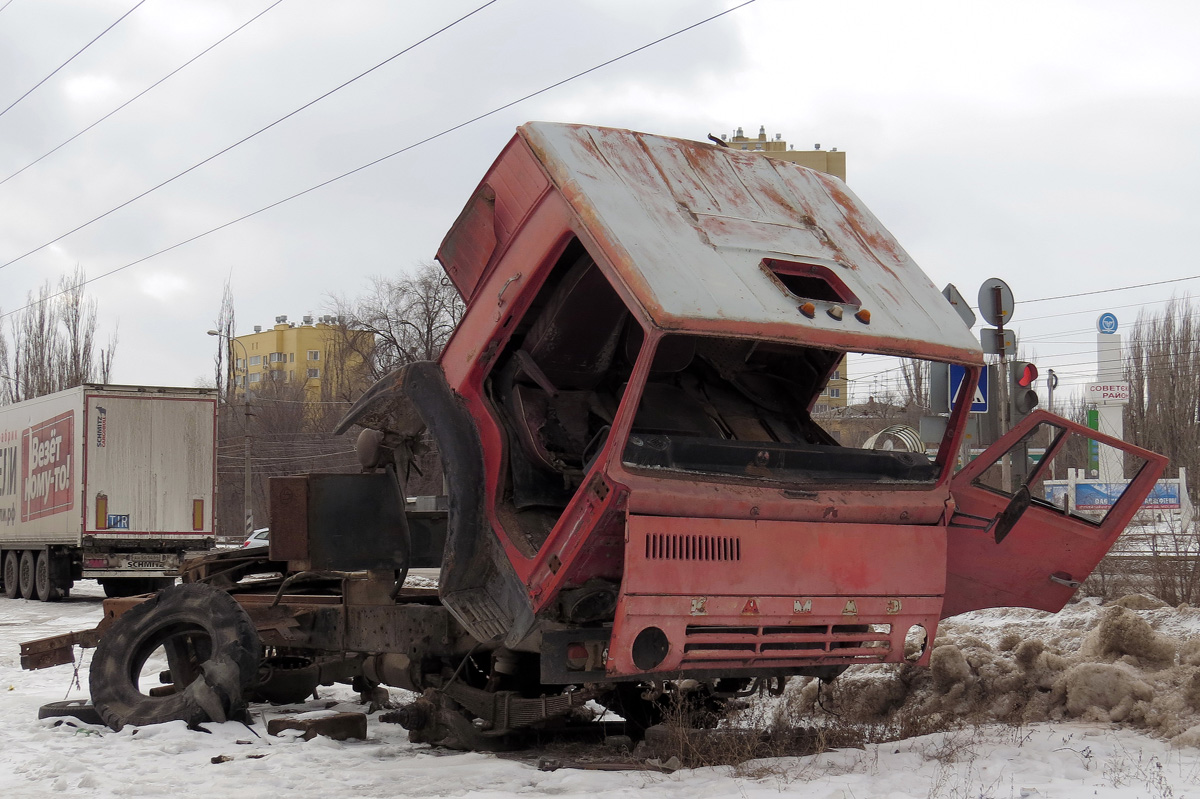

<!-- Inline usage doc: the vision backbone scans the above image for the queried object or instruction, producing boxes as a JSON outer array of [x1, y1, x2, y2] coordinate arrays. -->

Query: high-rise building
[[721, 126, 849, 411], [228, 314, 371, 402]]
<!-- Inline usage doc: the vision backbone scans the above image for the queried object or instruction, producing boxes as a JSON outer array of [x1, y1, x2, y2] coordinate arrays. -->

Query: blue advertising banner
[[1074, 483, 1128, 510], [1143, 482, 1182, 509], [1044, 484, 1068, 507], [1042, 480, 1181, 511]]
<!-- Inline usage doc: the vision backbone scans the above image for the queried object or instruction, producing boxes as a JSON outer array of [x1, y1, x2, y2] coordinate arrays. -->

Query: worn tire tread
[[89, 583, 261, 731]]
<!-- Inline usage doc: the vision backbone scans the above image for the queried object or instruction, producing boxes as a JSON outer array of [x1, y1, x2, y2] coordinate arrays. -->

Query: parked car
[[241, 528, 270, 549]]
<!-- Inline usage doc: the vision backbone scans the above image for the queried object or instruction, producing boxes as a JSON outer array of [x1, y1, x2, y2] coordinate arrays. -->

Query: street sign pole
[[979, 278, 1017, 492], [997, 304, 1012, 493]]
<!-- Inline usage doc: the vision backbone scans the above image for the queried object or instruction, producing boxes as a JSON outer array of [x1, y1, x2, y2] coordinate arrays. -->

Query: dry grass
[[638, 676, 959, 773], [1083, 518, 1200, 606]]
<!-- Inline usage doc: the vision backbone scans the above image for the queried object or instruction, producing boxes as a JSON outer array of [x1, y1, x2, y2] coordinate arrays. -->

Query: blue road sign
[[949, 364, 988, 413]]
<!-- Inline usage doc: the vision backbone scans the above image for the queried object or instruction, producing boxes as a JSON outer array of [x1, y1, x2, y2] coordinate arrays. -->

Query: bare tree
[[899, 358, 930, 411], [1125, 295, 1200, 492], [328, 262, 464, 384], [0, 267, 117, 403], [212, 279, 236, 402]]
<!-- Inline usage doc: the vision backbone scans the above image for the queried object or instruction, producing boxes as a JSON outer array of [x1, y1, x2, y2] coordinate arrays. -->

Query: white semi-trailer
[[0, 384, 217, 600]]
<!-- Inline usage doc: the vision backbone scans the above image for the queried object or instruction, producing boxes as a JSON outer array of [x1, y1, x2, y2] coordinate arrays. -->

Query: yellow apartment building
[[229, 314, 371, 402], [721, 125, 846, 181]]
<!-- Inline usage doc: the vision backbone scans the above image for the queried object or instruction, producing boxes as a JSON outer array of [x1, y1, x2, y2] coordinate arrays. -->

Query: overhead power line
[[0, 0, 285, 189], [0, 0, 758, 320], [0, 0, 146, 121], [982, 274, 1200, 310], [0, 0, 500, 272]]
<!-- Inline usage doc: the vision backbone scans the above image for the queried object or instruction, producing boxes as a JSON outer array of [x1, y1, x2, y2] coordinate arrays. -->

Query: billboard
[[1043, 480, 1181, 511], [21, 411, 74, 522]]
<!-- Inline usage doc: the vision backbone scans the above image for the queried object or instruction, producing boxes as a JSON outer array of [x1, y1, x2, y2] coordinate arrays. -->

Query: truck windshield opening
[[620, 335, 950, 487]]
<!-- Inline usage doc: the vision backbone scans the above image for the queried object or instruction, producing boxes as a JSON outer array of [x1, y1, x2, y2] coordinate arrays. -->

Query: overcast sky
[[0, 0, 1197, 401]]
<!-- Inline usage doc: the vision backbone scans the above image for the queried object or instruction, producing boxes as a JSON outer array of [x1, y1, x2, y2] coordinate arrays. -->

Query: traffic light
[[1010, 360, 1039, 422]]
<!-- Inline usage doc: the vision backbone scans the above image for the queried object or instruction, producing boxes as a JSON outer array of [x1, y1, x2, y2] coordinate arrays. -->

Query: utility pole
[[208, 330, 253, 538]]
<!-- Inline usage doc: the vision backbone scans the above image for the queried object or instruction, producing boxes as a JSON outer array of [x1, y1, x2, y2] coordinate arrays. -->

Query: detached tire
[[89, 583, 262, 731], [38, 700, 104, 726]]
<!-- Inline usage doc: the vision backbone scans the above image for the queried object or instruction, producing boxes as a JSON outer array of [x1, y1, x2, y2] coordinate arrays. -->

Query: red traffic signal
[[1010, 361, 1040, 418], [1015, 362, 1038, 388]]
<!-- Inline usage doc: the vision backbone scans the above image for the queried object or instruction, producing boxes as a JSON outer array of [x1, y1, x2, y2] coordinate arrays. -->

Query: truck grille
[[680, 623, 892, 664]]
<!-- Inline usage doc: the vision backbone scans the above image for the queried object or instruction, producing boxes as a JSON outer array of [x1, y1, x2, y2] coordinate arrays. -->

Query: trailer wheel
[[19, 551, 38, 601], [3, 551, 19, 599], [89, 583, 262, 731], [34, 552, 62, 602]]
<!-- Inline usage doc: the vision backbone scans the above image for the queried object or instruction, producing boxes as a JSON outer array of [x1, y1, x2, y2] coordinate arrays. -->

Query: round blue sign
[[1097, 313, 1118, 334]]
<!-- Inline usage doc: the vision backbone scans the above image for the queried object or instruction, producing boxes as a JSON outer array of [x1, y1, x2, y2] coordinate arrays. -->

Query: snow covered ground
[[4, 583, 1200, 798]]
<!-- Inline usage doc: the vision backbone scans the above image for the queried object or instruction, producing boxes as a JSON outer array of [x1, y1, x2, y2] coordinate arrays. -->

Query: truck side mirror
[[993, 484, 1031, 544]]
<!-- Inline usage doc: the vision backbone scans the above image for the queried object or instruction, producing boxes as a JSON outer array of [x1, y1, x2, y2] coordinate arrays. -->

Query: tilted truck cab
[[25, 123, 1167, 747], [371, 122, 1167, 682]]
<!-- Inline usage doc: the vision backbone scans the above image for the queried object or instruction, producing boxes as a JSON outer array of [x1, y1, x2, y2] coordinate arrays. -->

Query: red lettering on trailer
[[21, 412, 73, 522]]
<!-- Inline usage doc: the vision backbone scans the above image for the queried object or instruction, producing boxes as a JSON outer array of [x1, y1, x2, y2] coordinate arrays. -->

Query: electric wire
[[219, 449, 354, 465], [1021, 275, 1200, 305], [0, 0, 757, 320], [0, 0, 286, 188], [0, 1, 14, 15], [0, 0, 146, 120], [964, 273, 1200, 317], [0, 0, 500, 271]]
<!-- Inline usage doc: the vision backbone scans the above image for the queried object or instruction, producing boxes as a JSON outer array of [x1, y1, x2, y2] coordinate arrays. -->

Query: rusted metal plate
[[233, 600, 345, 650], [101, 595, 150, 622], [269, 475, 309, 562], [344, 602, 465, 656], [514, 123, 981, 364], [306, 473, 408, 571], [20, 629, 101, 670], [267, 711, 367, 741]]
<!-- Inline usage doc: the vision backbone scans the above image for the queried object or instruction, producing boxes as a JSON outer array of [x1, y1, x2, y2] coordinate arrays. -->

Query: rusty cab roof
[[442, 122, 982, 366]]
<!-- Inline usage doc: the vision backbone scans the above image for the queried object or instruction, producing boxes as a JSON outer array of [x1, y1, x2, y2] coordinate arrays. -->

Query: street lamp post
[[208, 330, 253, 538]]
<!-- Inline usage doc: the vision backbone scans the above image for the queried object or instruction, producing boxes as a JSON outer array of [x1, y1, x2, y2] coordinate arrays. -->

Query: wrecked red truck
[[22, 123, 1167, 748]]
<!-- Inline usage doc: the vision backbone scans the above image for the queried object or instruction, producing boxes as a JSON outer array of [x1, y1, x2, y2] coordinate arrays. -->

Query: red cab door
[[944, 410, 1166, 618]]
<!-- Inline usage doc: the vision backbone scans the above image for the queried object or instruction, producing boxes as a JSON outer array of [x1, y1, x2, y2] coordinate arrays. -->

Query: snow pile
[[790, 595, 1200, 748]]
